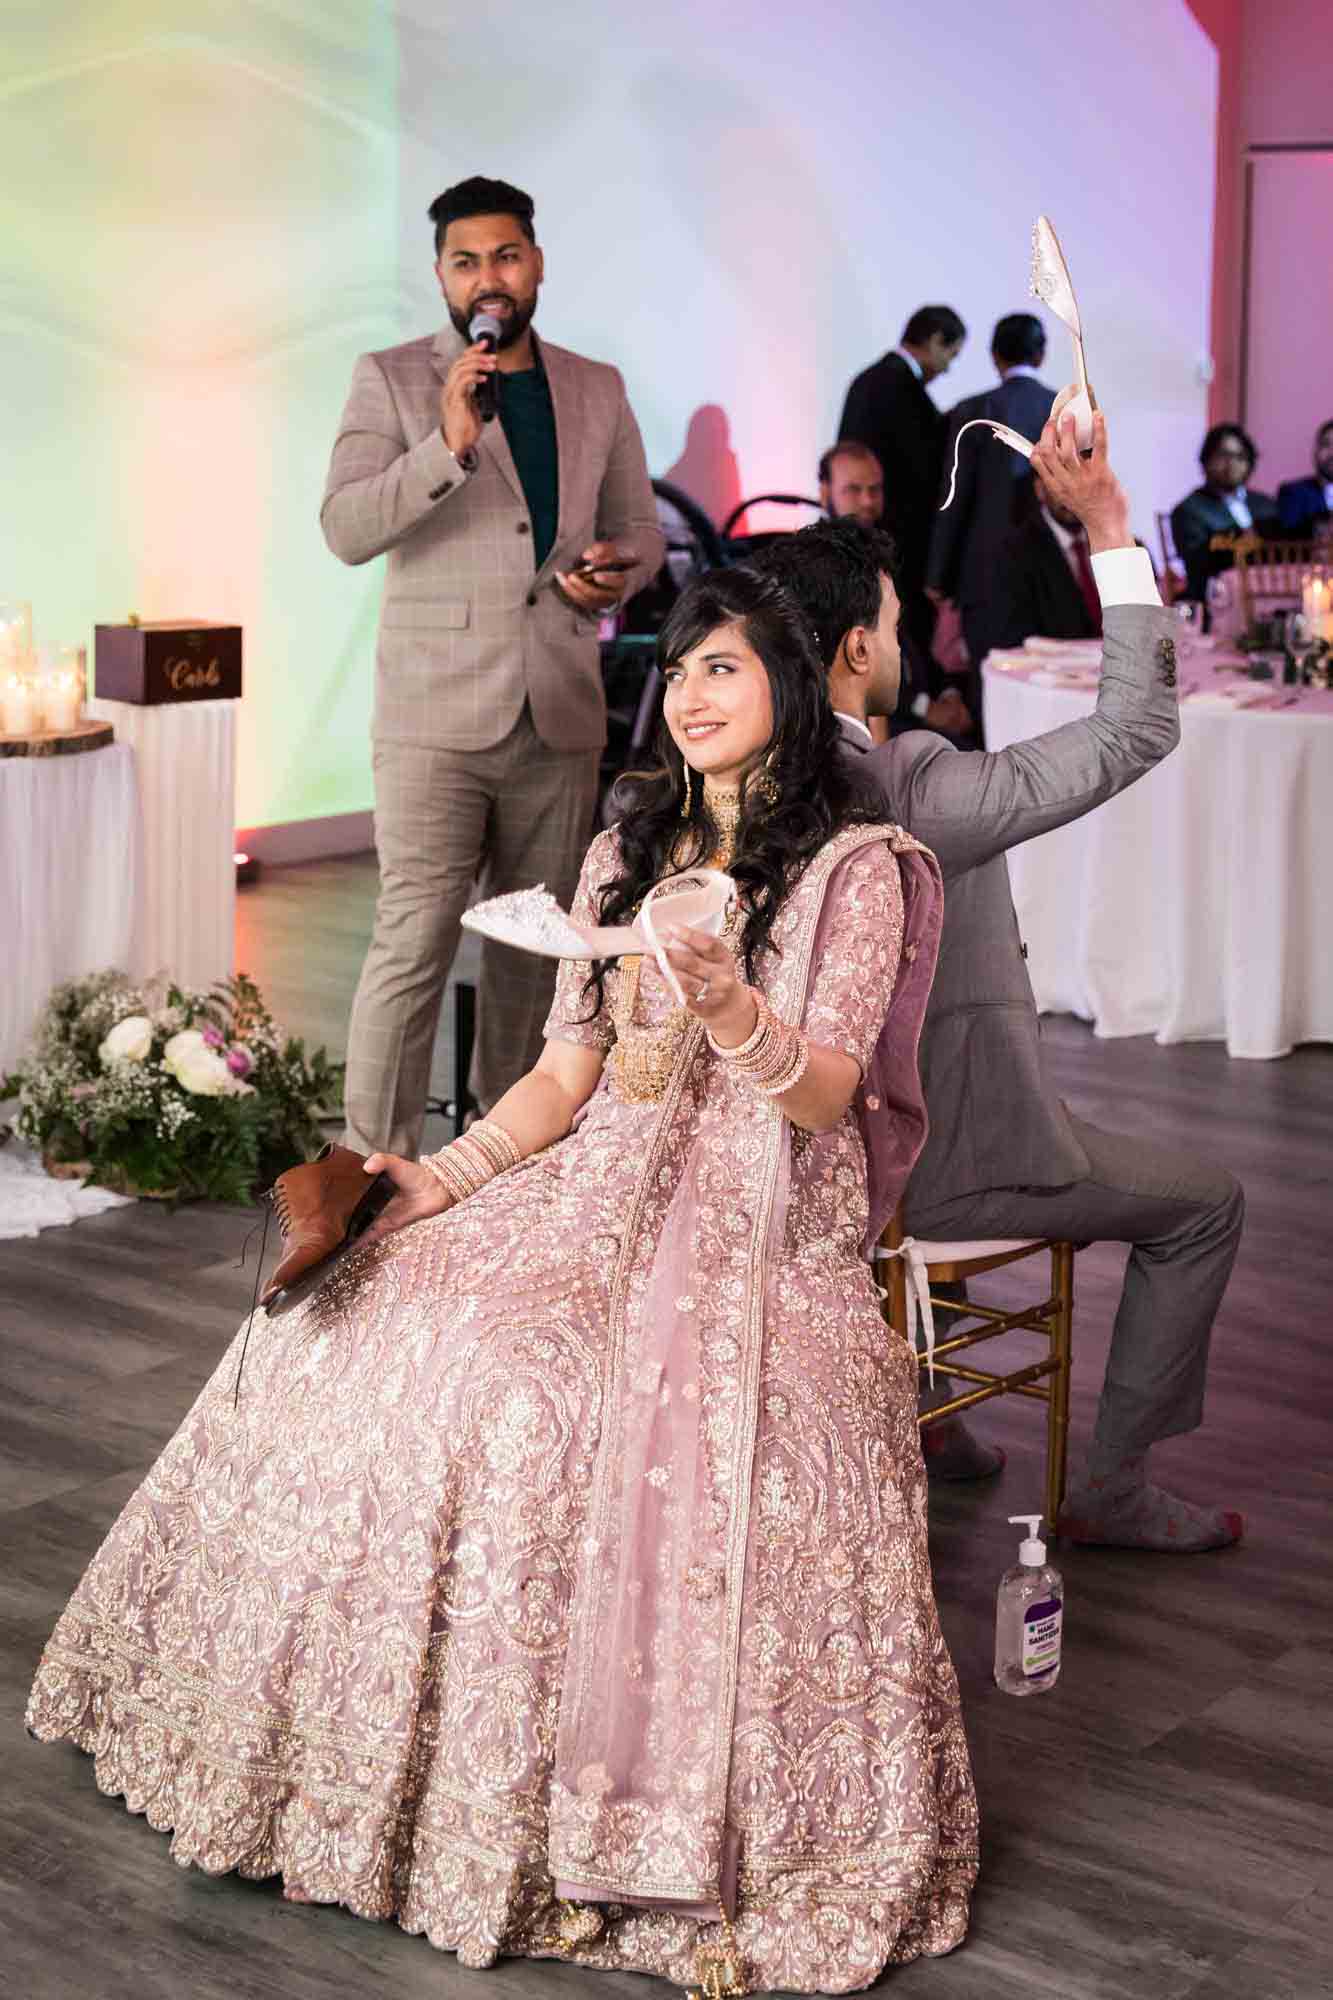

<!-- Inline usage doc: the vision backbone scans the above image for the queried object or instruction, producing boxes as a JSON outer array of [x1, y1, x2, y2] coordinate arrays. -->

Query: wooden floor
[[3, 854, 1331, 2000]]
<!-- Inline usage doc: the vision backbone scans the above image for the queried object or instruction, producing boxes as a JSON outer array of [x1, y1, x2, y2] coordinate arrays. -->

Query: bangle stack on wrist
[[707, 988, 810, 1097], [422, 1118, 522, 1205]]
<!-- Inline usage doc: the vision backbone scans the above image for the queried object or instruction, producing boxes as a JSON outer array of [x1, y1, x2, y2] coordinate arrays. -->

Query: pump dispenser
[[994, 1514, 1064, 1695]]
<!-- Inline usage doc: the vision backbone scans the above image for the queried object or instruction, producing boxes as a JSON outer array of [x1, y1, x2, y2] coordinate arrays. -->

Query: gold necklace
[[700, 779, 742, 867]]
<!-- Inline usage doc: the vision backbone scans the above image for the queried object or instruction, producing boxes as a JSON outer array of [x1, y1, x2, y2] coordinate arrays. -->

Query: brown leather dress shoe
[[260, 1142, 395, 1317]]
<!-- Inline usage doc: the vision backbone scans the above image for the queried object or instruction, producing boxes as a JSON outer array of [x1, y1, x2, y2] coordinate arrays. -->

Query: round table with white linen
[[0, 741, 143, 1078], [982, 647, 1333, 1059]]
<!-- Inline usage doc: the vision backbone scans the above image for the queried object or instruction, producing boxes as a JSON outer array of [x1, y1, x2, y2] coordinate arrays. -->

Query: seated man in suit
[[1170, 423, 1279, 603], [992, 468, 1104, 648], [1277, 418, 1333, 538], [820, 439, 970, 740], [758, 412, 1245, 1553], [927, 312, 1058, 692]]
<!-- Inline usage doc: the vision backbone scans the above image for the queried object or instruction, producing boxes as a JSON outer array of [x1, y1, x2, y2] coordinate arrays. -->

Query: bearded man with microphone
[[323, 175, 663, 1156]]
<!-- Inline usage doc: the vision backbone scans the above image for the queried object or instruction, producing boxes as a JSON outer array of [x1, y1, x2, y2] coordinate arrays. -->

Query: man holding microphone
[[323, 175, 663, 1156]]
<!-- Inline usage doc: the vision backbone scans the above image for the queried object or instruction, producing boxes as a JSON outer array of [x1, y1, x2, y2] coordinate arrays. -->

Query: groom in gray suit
[[323, 176, 663, 1155], [759, 413, 1245, 1553]]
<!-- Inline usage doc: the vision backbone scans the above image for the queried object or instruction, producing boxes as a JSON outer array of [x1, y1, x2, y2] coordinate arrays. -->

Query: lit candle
[[1303, 575, 1333, 643], [41, 669, 83, 734], [1, 673, 37, 736]]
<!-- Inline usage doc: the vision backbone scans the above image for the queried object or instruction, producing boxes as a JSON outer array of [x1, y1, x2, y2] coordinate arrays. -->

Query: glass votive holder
[[0, 600, 33, 670], [33, 645, 86, 734], [1, 669, 39, 737]]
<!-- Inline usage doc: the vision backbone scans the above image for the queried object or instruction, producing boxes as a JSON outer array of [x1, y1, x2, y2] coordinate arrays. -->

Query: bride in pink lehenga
[[28, 566, 978, 1993]]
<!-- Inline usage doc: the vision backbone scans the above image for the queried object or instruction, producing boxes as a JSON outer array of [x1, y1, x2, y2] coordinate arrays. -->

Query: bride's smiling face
[[662, 620, 775, 787]]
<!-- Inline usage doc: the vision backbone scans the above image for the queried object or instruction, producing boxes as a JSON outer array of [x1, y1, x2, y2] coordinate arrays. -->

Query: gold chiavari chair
[[874, 1208, 1075, 1527], [1207, 532, 1324, 627]]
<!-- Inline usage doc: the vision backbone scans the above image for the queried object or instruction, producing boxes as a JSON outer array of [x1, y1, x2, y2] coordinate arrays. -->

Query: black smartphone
[[570, 556, 638, 578]]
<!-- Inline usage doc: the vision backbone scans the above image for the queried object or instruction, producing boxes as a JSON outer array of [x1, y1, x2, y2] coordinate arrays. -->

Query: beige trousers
[[343, 706, 599, 1157]]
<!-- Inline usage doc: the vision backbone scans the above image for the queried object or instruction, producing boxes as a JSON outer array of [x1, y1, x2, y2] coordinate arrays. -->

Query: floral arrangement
[[1, 970, 342, 1203]]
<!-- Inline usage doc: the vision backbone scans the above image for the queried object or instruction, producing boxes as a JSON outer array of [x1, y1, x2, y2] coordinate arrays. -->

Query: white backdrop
[[394, 0, 1218, 532], [2, 1, 1218, 836]]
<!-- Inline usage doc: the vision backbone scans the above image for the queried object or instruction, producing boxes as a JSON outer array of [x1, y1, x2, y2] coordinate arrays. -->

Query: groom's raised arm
[[871, 411, 1180, 881]]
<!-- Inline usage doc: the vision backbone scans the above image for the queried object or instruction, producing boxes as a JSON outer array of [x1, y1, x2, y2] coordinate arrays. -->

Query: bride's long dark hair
[[588, 564, 882, 1009]]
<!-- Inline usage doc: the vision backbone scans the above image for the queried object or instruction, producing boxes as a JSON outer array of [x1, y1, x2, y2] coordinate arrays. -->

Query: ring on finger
[[694, 983, 709, 1003]]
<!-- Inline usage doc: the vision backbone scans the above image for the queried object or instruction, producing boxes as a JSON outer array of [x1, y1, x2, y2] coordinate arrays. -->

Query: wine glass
[[1283, 610, 1317, 687], [1173, 600, 1201, 658], [1204, 572, 1235, 642]]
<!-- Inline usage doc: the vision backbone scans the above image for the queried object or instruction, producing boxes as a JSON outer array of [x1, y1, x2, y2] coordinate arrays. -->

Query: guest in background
[[818, 439, 884, 527], [760, 412, 1248, 1553], [927, 312, 1057, 691], [322, 175, 663, 1156], [820, 440, 970, 740], [1170, 423, 1279, 603], [1277, 418, 1333, 538], [838, 304, 967, 674], [992, 467, 1104, 649]]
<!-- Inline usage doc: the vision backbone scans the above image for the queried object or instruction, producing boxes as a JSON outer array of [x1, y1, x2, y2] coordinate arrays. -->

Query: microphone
[[469, 310, 502, 424]]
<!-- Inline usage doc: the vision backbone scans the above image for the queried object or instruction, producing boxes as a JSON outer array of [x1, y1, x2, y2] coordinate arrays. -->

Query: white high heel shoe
[[1030, 214, 1097, 451], [939, 214, 1097, 510], [462, 869, 737, 1002]]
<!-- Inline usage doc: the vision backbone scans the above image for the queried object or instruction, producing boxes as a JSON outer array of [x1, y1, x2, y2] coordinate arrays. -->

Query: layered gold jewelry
[[699, 777, 742, 862], [707, 986, 810, 1097], [422, 1118, 522, 1205]]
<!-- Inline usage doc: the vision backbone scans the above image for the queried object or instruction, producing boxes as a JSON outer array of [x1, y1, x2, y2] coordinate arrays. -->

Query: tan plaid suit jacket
[[321, 325, 664, 751]]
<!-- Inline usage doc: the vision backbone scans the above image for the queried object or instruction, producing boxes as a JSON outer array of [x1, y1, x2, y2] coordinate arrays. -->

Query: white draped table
[[983, 650, 1333, 1059], [0, 742, 143, 1077], [88, 697, 236, 997]]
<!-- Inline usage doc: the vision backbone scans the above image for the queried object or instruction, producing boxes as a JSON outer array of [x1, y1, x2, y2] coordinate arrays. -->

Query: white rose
[[162, 1028, 207, 1073], [173, 1047, 232, 1097], [99, 1014, 154, 1066]]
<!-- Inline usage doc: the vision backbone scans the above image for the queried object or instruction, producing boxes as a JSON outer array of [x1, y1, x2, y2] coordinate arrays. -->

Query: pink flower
[[226, 1045, 253, 1078], [201, 1026, 224, 1049]]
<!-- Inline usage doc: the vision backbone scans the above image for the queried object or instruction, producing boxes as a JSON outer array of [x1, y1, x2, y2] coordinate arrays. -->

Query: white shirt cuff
[[1091, 545, 1161, 608]]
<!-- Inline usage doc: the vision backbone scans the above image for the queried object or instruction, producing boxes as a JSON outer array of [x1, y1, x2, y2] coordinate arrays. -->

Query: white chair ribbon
[[873, 1236, 937, 1388]]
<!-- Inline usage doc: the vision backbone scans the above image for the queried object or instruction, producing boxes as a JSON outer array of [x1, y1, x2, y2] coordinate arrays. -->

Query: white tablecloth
[[0, 742, 142, 1077], [983, 660, 1333, 1059], [89, 698, 236, 996]]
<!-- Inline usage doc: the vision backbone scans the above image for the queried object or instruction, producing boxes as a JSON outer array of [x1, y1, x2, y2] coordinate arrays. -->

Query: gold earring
[[680, 762, 695, 820], [754, 750, 780, 807]]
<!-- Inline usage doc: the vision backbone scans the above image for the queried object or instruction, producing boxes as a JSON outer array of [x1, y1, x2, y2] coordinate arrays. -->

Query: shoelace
[[231, 1192, 274, 1408]]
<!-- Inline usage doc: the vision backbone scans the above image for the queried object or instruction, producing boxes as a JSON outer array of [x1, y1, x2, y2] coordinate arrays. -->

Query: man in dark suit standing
[[1277, 418, 1333, 538], [838, 304, 967, 716], [927, 313, 1057, 689], [992, 468, 1104, 649], [1170, 423, 1279, 603]]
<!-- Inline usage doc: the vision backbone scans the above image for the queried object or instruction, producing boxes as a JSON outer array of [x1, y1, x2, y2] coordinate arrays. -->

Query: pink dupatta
[[548, 825, 943, 1916]]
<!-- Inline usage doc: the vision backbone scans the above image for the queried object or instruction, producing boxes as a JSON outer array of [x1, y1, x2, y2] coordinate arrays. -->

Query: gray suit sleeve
[[321, 353, 467, 567], [594, 373, 666, 596], [872, 602, 1180, 879]]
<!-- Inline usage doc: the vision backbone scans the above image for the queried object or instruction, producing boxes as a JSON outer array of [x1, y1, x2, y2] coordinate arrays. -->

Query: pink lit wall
[[1192, 0, 1333, 477]]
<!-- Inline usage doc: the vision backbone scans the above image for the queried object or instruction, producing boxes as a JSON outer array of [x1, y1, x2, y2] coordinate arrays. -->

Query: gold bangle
[[422, 1119, 522, 1207], [706, 987, 768, 1060]]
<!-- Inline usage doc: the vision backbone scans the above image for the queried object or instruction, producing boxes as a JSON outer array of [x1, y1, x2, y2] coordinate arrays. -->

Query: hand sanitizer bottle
[[994, 1514, 1063, 1696]]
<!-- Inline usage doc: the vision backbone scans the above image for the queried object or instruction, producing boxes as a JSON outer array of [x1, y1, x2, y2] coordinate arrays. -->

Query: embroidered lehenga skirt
[[28, 830, 978, 1992]]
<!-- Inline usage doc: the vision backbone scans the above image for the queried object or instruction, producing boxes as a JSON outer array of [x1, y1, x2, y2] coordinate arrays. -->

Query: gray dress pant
[[343, 705, 599, 1158], [904, 1115, 1244, 1456]]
